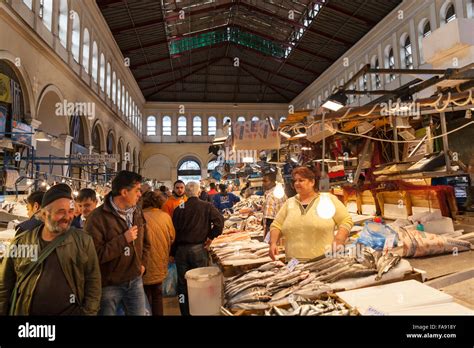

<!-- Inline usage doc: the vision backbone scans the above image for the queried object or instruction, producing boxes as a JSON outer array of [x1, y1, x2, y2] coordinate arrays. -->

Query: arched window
[[121, 85, 125, 112], [251, 116, 259, 122], [92, 126, 102, 153], [58, 0, 68, 47], [178, 116, 187, 135], [125, 91, 129, 119], [82, 29, 90, 73], [106, 62, 111, 97], [39, 0, 53, 31], [402, 36, 413, 69], [22, 0, 32, 9], [418, 20, 431, 63], [178, 159, 201, 183], [71, 12, 81, 62], [223, 116, 231, 135], [423, 21, 431, 37], [359, 65, 367, 92], [208, 116, 216, 135], [99, 53, 105, 91], [445, 3, 456, 23], [347, 76, 354, 104], [193, 116, 202, 135], [117, 79, 121, 109], [162, 116, 171, 135], [385, 47, 395, 82], [91, 41, 98, 82], [146, 116, 156, 136], [112, 72, 116, 103], [372, 57, 381, 89], [237, 116, 246, 122], [106, 131, 114, 155]]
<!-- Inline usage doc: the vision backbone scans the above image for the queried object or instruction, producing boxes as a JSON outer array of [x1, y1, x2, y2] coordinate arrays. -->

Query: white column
[[30, 119, 42, 150], [60, 134, 73, 177], [409, 19, 420, 68]]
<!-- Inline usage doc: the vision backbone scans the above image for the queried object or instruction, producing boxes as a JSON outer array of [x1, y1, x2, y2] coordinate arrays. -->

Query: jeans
[[175, 244, 209, 316], [100, 276, 147, 316], [144, 283, 163, 316]]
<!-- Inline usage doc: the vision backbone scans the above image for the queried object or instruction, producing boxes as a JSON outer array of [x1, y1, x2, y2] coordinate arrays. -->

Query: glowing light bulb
[[73, 190, 79, 197], [316, 192, 336, 219], [26, 179, 33, 185], [41, 181, 47, 187], [273, 182, 285, 199], [46, 184, 51, 190]]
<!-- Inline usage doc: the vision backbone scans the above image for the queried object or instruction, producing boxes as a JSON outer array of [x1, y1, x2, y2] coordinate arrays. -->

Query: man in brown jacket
[[85, 171, 150, 315]]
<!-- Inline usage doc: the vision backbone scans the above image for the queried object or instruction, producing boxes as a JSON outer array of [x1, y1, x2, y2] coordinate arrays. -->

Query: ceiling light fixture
[[322, 91, 347, 111]]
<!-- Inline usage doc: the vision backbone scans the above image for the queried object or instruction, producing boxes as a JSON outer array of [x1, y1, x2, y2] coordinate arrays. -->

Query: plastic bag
[[162, 263, 178, 297], [357, 221, 398, 250]]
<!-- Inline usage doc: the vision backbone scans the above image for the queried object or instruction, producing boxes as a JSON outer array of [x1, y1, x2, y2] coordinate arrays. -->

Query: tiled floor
[[163, 296, 181, 316]]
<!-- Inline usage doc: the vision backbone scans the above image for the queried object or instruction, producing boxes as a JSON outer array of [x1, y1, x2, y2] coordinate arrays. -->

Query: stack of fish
[[264, 296, 355, 316], [211, 240, 274, 262], [224, 248, 402, 311], [210, 231, 251, 247]]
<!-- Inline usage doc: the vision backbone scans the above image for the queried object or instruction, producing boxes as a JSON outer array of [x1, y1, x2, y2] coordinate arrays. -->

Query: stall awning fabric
[[233, 120, 280, 150]]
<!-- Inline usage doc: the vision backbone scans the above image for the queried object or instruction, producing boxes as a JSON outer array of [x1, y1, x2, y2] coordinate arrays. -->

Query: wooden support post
[[439, 112, 452, 172], [392, 122, 400, 162]]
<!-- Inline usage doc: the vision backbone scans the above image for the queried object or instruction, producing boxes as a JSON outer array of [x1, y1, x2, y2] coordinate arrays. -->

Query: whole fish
[[375, 254, 401, 280], [226, 287, 271, 306]]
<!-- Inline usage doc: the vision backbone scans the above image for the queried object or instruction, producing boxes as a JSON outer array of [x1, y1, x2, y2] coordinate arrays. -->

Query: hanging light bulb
[[273, 166, 285, 199], [316, 192, 336, 219], [40, 181, 47, 187], [273, 182, 285, 199], [73, 190, 79, 197], [26, 179, 33, 186], [46, 184, 51, 190], [61, 178, 66, 183]]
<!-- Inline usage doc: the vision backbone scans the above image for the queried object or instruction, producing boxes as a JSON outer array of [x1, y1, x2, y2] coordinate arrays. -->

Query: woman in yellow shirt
[[269, 167, 353, 261]]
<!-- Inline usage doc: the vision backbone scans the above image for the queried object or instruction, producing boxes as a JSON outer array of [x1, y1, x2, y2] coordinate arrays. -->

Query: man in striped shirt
[[262, 172, 286, 236]]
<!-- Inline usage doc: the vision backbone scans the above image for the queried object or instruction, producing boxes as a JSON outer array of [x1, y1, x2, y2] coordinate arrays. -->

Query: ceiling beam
[[144, 56, 226, 98], [112, 17, 165, 35], [135, 57, 215, 81], [130, 42, 228, 69], [307, 27, 352, 46], [238, 64, 294, 101], [122, 38, 168, 54], [238, 59, 307, 85], [112, 2, 234, 34], [324, 3, 376, 26]]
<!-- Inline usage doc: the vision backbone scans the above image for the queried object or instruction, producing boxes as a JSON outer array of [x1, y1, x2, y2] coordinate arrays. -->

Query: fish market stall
[[221, 248, 418, 315], [210, 195, 286, 276]]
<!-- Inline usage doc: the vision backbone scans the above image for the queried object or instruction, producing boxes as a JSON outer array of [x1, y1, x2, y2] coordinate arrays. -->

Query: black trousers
[[175, 244, 208, 316]]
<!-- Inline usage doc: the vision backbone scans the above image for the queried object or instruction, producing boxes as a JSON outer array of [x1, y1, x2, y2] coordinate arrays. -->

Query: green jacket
[[0, 225, 101, 315]]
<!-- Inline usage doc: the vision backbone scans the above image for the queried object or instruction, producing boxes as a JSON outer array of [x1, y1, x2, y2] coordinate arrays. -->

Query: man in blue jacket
[[212, 184, 240, 213]]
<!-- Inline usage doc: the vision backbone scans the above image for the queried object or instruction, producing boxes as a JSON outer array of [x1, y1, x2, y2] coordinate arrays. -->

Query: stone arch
[[117, 137, 124, 171], [91, 119, 106, 153], [0, 51, 35, 120], [106, 129, 116, 154], [125, 143, 131, 171], [35, 86, 68, 176], [142, 153, 173, 181]]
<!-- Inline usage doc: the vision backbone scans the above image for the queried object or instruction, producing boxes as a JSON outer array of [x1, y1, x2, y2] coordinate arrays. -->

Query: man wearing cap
[[0, 184, 101, 315], [85, 171, 150, 315]]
